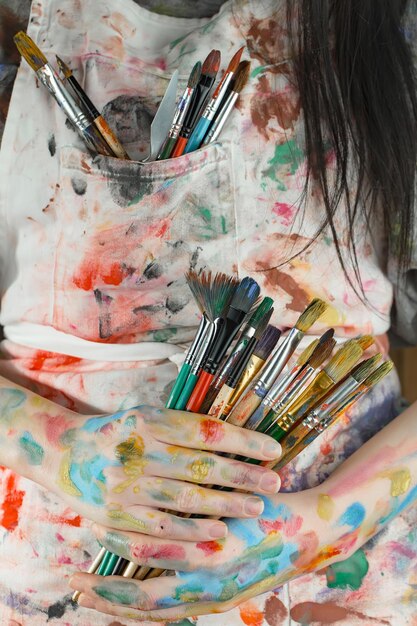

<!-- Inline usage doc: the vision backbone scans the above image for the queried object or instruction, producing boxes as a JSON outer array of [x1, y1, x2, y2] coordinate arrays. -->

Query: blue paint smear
[[379, 484, 417, 526], [82, 411, 126, 433], [69, 455, 116, 505], [337, 502, 366, 529]]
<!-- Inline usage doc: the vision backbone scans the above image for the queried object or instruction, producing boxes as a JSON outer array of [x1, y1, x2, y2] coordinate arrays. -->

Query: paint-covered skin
[[69, 400, 417, 622], [0, 383, 283, 541]]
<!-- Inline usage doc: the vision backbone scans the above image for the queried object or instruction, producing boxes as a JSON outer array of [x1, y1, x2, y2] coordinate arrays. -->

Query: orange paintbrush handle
[[171, 136, 188, 158], [186, 370, 214, 413]]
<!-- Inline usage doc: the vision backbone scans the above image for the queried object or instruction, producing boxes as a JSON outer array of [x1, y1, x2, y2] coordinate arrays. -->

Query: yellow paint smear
[[107, 509, 146, 531], [379, 468, 411, 497], [57, 451, 82, 497], [190, 457, 214, 482], [317, 494, 335, 521], [113, 434, 147, 493]]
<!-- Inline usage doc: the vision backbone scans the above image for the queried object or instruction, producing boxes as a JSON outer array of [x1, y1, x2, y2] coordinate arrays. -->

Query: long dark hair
[[286, 0, 417, 293]]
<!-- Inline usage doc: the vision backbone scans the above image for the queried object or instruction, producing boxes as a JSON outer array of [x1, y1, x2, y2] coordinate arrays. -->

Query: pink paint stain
[[132, 543, 185, 561], [44, 414, 75, 447], [272, 202, 294, 226], [259, 514, 303, 537]]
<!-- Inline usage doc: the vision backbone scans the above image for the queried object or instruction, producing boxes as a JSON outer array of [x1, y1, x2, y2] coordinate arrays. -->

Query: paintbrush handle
[[166, 363, 192, 409]]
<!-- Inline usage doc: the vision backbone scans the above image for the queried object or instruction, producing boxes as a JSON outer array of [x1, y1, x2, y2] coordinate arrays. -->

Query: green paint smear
[[325, 548, 369, 590], [262, 140, 304, 191], [19, 431, 44, 465], [93, 581, 139, 605], [152, 328, 178, 342], [251, 65, 268, 78], [219, 577, 239, 602]]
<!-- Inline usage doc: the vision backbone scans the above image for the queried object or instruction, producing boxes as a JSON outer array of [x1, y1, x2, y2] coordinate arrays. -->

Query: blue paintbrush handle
[[185, 117, 211, 153]]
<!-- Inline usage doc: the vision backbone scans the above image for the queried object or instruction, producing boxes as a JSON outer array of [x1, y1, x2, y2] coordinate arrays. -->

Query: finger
[[141, 406, 282, 460], [113, 475, 273, 518], [147, 444, 281, 495], [105, 503, 228, 541], [89, 525, 226, 572]]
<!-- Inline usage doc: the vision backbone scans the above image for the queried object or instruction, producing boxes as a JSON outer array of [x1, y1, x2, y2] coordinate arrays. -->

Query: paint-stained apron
[[0, 0, 415, 623]]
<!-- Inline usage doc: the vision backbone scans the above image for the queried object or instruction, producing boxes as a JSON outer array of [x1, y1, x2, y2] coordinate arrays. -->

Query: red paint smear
[[272, 202, 294, 227], [48, 513, 82, 527], [239, 601, 265, 626], [44, 414, 75, 447], [73, 259, 131, 290], [320, 441, 332, 456], [196, 540, 223, 556], [290, 601, 390, 624], [259, 514, 302, 537], [132, 543, 185, 561], [200, 418, 224, 445], [0, 471, 25, 532], [264, 594, 288, 626], [28, 350, 81, 371]]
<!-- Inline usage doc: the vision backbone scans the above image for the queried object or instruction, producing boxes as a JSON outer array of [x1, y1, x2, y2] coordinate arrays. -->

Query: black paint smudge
[[101, 94, 154, 147], [46, 594, 76, 620], [166, 293, 189, 314], [47, 133, 56, 156], [133, 303, 164, 315], [143, 261, 163, 280], [71, 176, 87, 195], [94, 154, 153, 207], [94, 289, 114, 339]]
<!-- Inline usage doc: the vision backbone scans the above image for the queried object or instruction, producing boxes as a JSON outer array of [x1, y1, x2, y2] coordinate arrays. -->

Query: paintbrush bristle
[[254, 308, 273, 340], [227, 46, 245, 73], [351, 353, 382, 383], [295, 298, 328, 333], [325, 341, 363, 382], [188, 61, 202, 89], [309, 337, 336, 369], [210, 272, 239, 319], [230, 277, 260, 314], [355, 335, 375, 351], [363, 360, 394, 387], [233, 60, 251, 93], [318, 328, 335, 344], [202, 49, 221, 76], [297, 339, 319, 366], [248, 297, 274, 329], [56, 55, 72, 79], [14, 31, 48, 71], [254, 325, 281, 360], [185, 270, 210, 315]]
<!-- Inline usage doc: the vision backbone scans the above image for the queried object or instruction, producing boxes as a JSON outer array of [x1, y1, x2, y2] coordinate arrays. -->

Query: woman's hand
[[0, 382, 282, 541]]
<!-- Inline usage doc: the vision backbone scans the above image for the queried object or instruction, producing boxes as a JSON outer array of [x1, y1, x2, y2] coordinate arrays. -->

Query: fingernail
[[244, 497, 264, 516], [259, 472, 280, 493], [78, 594, 95, 609], [209, 522, 227, 538], [263, 439, 281, 458]]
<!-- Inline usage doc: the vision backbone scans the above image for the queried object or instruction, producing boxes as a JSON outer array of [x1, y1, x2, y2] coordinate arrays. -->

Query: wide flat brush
[[14, 32, 114, 157], [202, 60, 250, 145], [157, 61, 202, 160], [186, 277, 260, 412], [227, 299, 328, 428], [185, 47, 245, 153], [265, 340, 364, 441], [171, 50, 221, 157], [56, 55, 129, 159], [200, 297, 273, 414], [270, 354, 384, 470]]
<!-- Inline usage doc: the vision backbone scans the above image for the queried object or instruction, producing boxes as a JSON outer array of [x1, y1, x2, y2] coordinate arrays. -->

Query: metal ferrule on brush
[[190, 320, 218, 375], [270, 365, 316, 415], [202, 76, 233, 121], [37, 64, 91, 132], [169, 89, 193, 139], [303, 375, 360, 430], [315, 385, 365, 433], [204, 92, 239, 144], [256, 327, 303, 393], [262, 364, 301, 409], [185, 315, 210, 366]]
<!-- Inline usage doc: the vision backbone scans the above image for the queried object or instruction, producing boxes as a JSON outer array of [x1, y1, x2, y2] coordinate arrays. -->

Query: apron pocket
[[52, 143, 238, 343]]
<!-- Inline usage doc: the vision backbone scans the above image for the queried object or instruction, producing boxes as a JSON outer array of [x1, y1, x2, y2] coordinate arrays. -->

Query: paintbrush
[[174, 273, 239, 410], [185, 47, 245, 153], [201, 60, 251, 145], [200, 297, 274, 414], [220, 325, 281, 418], [14, 32, 115, 157], [171, 50, 221, 157], [227, 299, 327, 428], [157, 61, 202, 160], [56, 55, 129, 159], [72, 546, 106, 602], [270, 355, 384, 470], [208, 311, 273, 418], [186, 277, 261, 412], [247, 332, 336, 433], [265, 340, 364, 441]]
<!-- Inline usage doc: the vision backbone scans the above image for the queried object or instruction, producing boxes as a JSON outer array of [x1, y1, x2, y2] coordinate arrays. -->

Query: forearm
[[0, 375, 78, 485]]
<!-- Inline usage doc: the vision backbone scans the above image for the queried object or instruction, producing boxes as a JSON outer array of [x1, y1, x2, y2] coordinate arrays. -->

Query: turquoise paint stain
[[82, 411, 126, 433], [0, 389, 26, 421], [325, 549, 369, 590], [379, 484, 417, 525], [19, 431, 44, 465], [69, 455, 116, 506], [251, 65, 269, 78], [337, 502, 366, 529], [262, 140, 304, 191], [220, 215, 227, 234]]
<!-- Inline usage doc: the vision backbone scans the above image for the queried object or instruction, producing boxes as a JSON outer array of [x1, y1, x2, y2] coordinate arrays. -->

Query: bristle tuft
[[202, 49, 221, 76], [297, 339, 319, 366], [14, 31, 48, 71], [254, 325, 281, 360], [295, 299, 327, 332], [318, 328, 335, 344], [356, 335, 375, 351], [230, 277, 260, 314], [185, 270, 210, 315], [363, 360, 394, 387], [325, 341, 363, 382], [248, 297, 274, 328], [56, 55, 72, 79], [309, 337, 336, 369], [185, 270, 238, 320], [254, 308, 273, 339], [233, 60, 251, 93], [188, 61, 202, 88], [351, 354, 382, 383], [228, 46, 245, 73]]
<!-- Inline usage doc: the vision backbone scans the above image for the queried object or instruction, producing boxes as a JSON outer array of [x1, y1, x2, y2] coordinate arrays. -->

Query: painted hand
[[52, 405, 281, 541]]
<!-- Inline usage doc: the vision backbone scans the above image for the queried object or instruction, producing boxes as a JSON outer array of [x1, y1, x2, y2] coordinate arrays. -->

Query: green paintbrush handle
[[157, 136, 177, 160], [166, 362, 191, 409], [175, 373, 199, 410], [96, 550, 112, 576], [102, 553, 119, 576]]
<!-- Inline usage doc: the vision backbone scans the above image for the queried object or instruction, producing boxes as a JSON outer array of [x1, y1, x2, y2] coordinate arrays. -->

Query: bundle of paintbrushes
[[14, 31, 250, 161], [72, 271, 393, 597]]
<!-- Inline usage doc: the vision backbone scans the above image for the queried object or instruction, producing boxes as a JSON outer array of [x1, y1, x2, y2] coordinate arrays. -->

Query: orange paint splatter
[[28, 350, 81, 371], [239, 600, 265, 626], [48, 513, 82, 527], [200, 419, 224, 444], [196, 540, 223, 556], [0, 471, 25, 532]]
